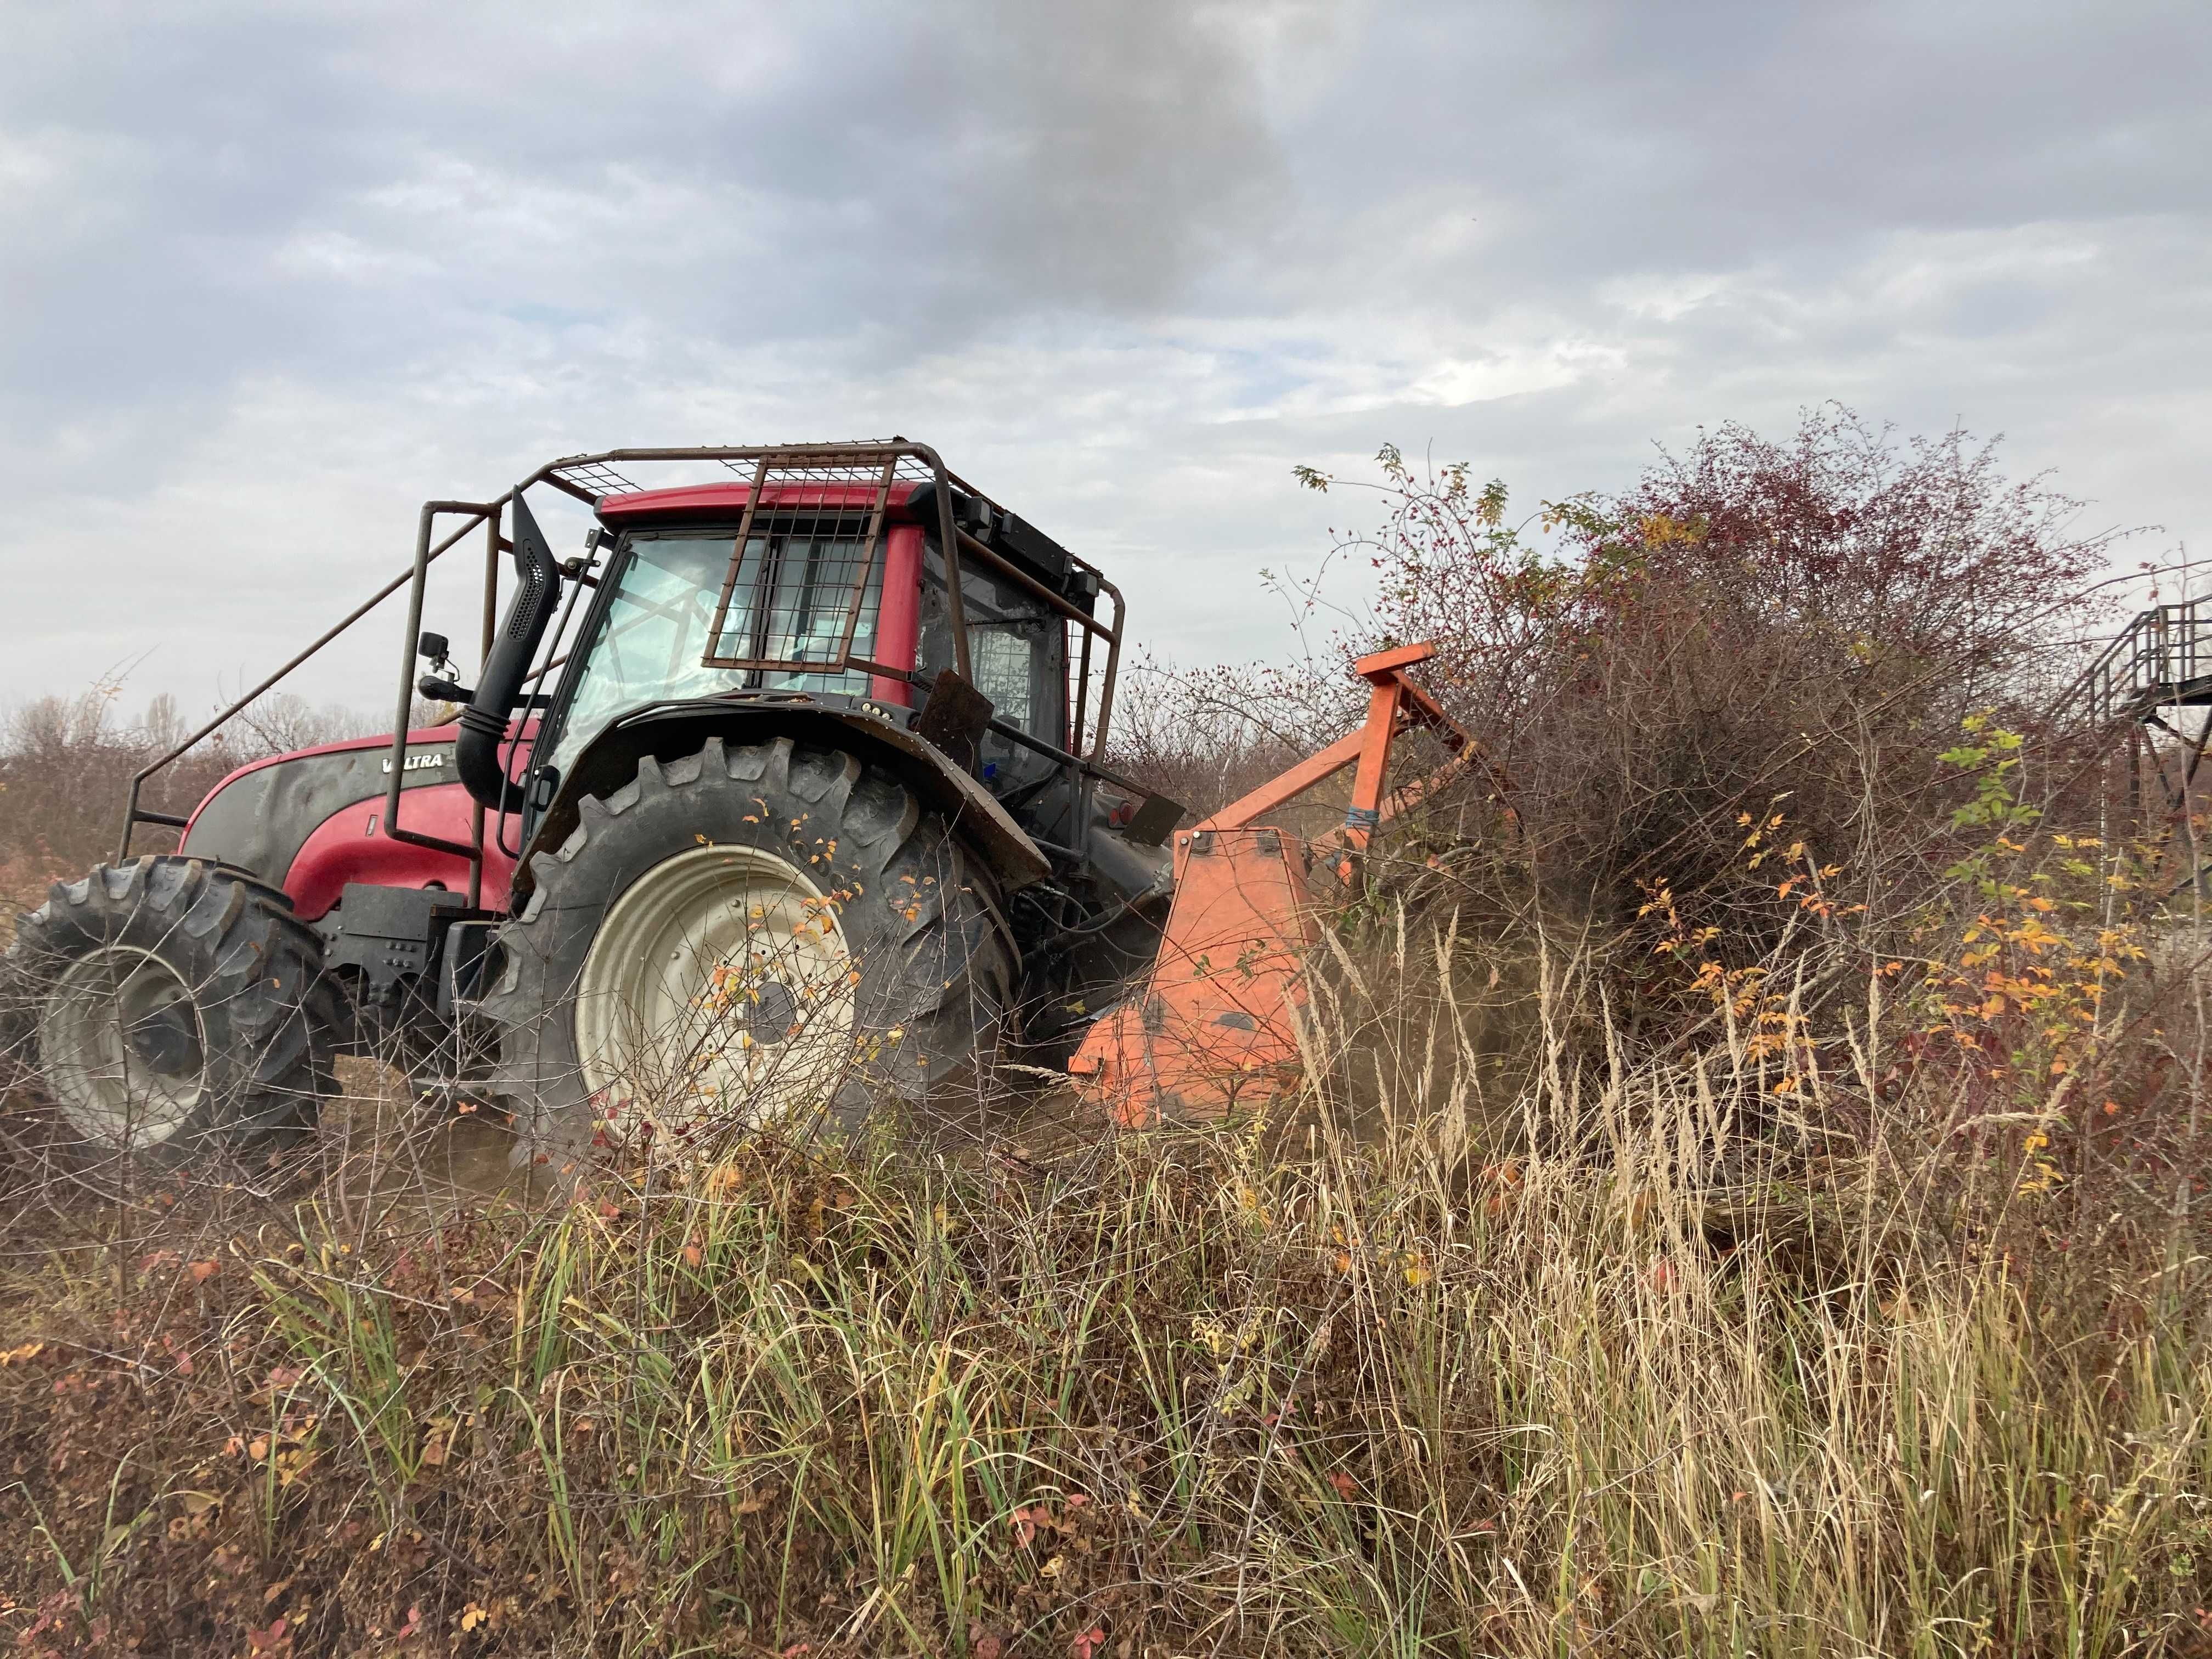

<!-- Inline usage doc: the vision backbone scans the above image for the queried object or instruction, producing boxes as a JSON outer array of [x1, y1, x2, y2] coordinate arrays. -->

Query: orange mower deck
[[1068, 642, 1502, 1126]]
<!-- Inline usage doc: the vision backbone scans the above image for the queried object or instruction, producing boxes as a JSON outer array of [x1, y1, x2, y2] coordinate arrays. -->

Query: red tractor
[[7, 442, 1469, 1171]]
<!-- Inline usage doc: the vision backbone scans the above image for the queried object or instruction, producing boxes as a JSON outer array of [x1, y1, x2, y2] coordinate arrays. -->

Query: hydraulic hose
[[458, 490, 563, 812]]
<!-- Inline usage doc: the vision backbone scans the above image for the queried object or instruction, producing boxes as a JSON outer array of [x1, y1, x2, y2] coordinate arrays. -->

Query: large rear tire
[[5, 857, 345, 1172], [484, 736, 1018, 1155]]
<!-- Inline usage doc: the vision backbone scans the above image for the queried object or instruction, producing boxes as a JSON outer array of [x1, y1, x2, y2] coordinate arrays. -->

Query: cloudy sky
[[3, 0, 2205, 722]]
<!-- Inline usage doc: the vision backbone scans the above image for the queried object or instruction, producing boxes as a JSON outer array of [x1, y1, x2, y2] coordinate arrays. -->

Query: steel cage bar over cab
[[117, 441, 1131, 888]]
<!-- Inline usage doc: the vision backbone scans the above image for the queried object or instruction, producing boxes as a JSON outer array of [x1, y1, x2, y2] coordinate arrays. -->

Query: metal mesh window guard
[[701, 452, 909, 675], [713, 531, 882, 675]]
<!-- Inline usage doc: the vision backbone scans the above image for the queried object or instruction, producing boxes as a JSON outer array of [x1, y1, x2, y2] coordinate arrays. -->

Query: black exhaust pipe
[[457, 491, 562, 812]]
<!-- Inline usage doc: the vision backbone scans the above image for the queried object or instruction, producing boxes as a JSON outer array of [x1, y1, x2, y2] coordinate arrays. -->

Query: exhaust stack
[[456, 492, 562, 812]]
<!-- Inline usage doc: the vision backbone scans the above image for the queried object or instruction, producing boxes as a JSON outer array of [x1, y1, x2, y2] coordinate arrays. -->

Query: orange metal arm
[[1341, 674, 1404, 857], [1195, 641, 1480, 840], [1395, 676, 1466, 749], [1198, 728, 1367, 831]]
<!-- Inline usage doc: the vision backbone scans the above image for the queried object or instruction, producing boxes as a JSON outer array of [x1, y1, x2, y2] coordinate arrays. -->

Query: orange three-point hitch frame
[[1067, 642, 1503, 1126]]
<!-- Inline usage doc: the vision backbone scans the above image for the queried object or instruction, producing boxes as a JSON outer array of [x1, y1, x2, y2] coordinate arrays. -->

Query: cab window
[[549, 527, 884, 775]]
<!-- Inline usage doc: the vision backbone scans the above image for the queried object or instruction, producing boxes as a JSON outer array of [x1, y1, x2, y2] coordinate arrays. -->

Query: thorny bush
[[1130, 408, 2146, 1057]]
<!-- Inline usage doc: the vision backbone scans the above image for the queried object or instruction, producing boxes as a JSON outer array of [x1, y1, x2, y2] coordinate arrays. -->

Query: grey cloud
[[1, 0, 2205, 718], [0, 0, 1306, 448], [912, 1, 1299, 313]]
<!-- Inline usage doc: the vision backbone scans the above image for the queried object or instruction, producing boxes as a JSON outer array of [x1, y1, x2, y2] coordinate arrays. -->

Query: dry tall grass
[[1, 855, 2206, 1655]]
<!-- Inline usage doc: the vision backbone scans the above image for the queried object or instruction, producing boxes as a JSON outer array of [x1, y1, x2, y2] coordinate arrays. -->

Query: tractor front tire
[[5, 856, 345, 1172], [484, 736, 1017, 1155]]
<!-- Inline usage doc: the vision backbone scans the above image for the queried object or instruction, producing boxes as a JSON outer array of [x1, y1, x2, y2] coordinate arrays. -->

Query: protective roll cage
[[117, 442, 1130, 905]]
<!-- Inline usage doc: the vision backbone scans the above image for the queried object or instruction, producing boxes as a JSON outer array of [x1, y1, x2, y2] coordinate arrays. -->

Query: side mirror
[[416, 633, 461, 700]]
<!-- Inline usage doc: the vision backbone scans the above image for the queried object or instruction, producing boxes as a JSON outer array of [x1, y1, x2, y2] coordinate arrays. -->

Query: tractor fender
[[278, 778, 518, 921], [517, 699, 1052, 907]]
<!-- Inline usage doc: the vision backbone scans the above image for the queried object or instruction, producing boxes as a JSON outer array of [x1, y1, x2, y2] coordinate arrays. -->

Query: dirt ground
[[318, 1057, 1108, 1211], [318, 1056, 531, 1216]]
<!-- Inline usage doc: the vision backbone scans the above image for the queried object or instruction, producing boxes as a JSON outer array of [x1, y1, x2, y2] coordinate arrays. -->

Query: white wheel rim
[[38, 946, 208, 1149], [574, 843, 857, 1136]]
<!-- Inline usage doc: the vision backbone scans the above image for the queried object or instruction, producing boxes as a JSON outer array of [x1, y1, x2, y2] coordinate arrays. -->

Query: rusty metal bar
[[1087, 578, 1126, 759], [539, 472, 601, 506], [1071, 616, 1094, 753], [829, 454, 898, 663], [116, 531, 475, 862], [701, 456, 771, 672], [381, 500, 498, 866], [921, 448, 974, 684], [466, 507, 501, 906], [949, 527, 1114, 639]]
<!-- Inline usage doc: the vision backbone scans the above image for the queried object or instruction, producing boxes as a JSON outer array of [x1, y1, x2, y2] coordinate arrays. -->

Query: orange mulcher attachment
[[1068, 642, 1491, 1126]]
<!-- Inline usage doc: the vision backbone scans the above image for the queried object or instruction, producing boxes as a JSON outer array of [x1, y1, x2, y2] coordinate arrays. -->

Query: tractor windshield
[[548, 527, 883, 775]]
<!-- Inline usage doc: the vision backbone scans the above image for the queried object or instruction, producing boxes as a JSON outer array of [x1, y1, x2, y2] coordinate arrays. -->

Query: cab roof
[[596, 479, 927, 522]]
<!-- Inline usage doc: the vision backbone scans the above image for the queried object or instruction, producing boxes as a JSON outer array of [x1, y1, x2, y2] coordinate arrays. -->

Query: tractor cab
[[541, 478, 1087, 815]]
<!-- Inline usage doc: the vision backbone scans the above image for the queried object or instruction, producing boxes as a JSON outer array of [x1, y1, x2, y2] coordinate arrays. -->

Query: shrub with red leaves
[[1333, 410, 2114, 925]]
